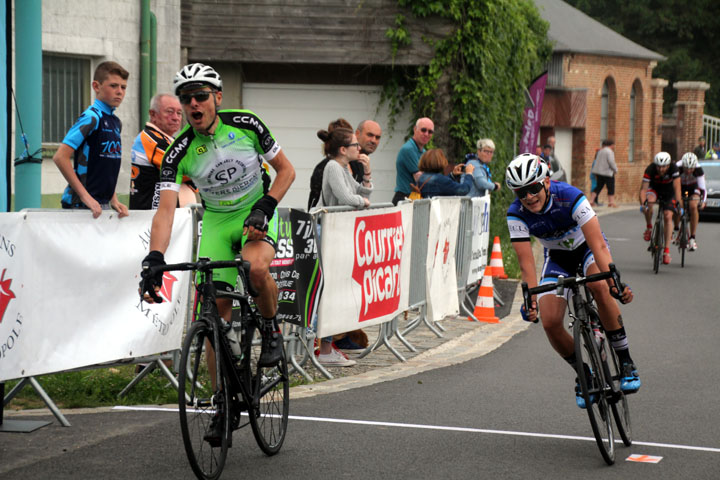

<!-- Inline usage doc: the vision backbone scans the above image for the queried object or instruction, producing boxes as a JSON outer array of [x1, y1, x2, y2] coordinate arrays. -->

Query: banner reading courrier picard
[[0, 209, 193, 382], [518, 71, 548, 155], [316, 204, 413, 338]]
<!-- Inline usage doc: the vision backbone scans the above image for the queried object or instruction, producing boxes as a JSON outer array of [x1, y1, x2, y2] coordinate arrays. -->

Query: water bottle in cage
[[222, 317, 243, 360], [593, 324, 606, 362]]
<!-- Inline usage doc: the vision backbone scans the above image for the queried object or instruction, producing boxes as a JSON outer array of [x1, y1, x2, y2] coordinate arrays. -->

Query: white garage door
[[241, 83, 412, 209]]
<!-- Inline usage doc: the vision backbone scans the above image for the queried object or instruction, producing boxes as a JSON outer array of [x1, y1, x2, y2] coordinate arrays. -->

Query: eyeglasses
[[514, 182, 544, 199], [178, 91, 214, 105], [163, 109, 183, 117], [481, 149, 495, 154], [343, 143, 360, 148], [420, 128, 434, 134]]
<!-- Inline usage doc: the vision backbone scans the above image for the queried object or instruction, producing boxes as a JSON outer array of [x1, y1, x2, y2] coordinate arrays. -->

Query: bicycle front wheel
[[178, 321, 231, 480], [243, 322, 290, 456], [651, 217, 663, 274], [574, 322, 615, 465], [603, 339, 632, 446], [679, 215, 688, 268]]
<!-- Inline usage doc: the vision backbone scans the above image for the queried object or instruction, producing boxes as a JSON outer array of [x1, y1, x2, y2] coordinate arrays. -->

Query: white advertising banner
[[467, 195, 492, 283], [0, 209, 193, 382], [317, 204, 413, 338], [426, 198, 460, 322]]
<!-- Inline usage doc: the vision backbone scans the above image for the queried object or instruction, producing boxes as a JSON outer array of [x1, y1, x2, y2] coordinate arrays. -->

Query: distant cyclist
[[505, 153, 640, 409], [639, 152, 683, 265], [675, 152, 706, 251], [140, 63, 295, 368]]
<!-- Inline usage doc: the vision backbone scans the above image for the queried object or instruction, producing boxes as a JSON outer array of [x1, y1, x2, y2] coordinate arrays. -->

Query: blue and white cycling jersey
[[506, 181, 595, 251]]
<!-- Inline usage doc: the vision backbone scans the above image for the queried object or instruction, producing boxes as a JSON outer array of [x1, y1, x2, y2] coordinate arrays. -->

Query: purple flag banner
[[518, 72, 548, 155]]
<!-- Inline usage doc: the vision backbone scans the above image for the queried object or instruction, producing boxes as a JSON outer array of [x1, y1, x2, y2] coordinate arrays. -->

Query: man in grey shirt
[[590, 139, 618, 207]]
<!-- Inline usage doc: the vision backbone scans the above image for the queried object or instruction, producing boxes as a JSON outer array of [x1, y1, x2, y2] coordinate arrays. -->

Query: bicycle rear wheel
[[574, 322, 615, 465], [243, 321, 289, 456], [179, 321, 231, 480]]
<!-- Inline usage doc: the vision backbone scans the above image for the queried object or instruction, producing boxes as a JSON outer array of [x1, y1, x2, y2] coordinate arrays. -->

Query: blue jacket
[[416, 171, 473, 198], [466, 159, 495, 197]]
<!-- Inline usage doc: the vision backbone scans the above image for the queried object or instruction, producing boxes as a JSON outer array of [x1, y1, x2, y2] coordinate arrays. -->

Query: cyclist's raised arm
[[149, 189, 179, 254], [581, 216, 613, 274]]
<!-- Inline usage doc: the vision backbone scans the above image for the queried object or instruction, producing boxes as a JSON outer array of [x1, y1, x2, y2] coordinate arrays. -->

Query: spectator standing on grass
[[53, 61, 129, 218], [392, 117, 434, 205]]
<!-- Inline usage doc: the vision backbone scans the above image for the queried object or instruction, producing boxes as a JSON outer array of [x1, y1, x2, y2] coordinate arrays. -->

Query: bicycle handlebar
[[142, 255, 259, 298], [521, 263, 624, 317]]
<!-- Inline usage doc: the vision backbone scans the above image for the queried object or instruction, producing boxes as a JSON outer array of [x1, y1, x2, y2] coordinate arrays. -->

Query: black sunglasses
[[343, 142, 360, 148], [178, 91, 213, 105], [514, 182, 544, 199], [420, 128, 434, 134]]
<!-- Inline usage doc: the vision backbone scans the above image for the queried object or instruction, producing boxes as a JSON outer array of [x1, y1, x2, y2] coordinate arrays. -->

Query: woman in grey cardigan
[[317, 127, 372, 208]]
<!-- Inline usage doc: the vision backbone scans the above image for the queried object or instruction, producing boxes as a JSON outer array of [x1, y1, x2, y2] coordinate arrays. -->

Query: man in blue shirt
[[53, 61, 130, 218], [392, 117, 434, 205]]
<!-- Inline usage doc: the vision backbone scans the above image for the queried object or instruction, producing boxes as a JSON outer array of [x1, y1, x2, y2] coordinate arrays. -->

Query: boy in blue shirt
[[53, 61, 130, 218]]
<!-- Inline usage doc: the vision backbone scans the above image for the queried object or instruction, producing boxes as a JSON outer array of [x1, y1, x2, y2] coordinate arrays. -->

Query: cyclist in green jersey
[[140, 63, 296, 369]]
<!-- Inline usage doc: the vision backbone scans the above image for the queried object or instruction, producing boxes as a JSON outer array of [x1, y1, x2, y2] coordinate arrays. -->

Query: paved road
[[2, 208, 719, 479]]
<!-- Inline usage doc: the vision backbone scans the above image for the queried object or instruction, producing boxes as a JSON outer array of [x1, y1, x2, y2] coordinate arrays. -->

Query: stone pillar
[[650, 78, 668, 156], [674, 81, 710, 156]]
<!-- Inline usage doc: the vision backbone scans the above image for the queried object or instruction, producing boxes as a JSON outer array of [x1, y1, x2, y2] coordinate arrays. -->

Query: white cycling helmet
[[505, 153, 548, 189], [173, 63, 223, 95], [653, 151, 672, 166], [681, 152, 698, 169]]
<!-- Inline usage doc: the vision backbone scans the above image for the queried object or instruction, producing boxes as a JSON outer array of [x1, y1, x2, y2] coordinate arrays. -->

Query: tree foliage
[[383, 0, 552, 257], [385, 0, 552, 163], [567, 0, 720, 116]]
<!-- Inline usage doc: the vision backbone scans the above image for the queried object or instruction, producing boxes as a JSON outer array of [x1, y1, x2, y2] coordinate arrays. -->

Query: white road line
[[113, 406, 720, 454]]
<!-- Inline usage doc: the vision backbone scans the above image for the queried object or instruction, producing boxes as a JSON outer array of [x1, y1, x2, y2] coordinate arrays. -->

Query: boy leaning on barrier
[[504, 153, 640, 409], [53, 61, 130, 218]]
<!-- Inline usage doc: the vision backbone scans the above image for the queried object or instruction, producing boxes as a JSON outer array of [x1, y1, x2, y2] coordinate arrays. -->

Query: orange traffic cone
[[471, 270, 500, 323], [489, 236, 508, 279]]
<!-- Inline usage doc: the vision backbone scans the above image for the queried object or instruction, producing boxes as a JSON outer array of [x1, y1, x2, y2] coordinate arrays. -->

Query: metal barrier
[[2, 197, 495, 425]]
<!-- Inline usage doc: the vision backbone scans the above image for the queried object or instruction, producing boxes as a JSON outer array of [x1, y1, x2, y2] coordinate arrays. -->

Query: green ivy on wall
[[384, 0, 553, 277]]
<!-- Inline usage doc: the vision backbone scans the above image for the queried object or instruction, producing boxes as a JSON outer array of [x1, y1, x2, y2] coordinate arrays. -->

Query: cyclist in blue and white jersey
[[506, 154, 640, 408]]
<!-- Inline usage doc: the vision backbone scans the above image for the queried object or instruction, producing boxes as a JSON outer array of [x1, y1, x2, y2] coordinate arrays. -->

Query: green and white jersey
[[159, 110, 280, 212]]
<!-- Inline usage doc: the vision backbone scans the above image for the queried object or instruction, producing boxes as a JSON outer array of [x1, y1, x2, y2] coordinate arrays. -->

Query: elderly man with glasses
[[392, 117, 434, 205]]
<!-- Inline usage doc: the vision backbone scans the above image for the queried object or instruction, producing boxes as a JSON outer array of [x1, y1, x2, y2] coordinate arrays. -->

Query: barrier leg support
[[2, 377, 70, 427], [380, 321, 407, 362], [391, 315, 417, 353], [285, 325, 314, 383]]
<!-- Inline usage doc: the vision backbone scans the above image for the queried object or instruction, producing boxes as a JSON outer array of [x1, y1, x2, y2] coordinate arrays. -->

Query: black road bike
[[143, 256, 289, 480], [648, 200, 666, 274], [522, 264, 631, 465]]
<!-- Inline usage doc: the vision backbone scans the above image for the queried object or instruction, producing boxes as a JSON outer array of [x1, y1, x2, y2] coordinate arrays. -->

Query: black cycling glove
[[140, 250, 165, 303], [244, 194, 278, 233], [609, 282, 630, 304]]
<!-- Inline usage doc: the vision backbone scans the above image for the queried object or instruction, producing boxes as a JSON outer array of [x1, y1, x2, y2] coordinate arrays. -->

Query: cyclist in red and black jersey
[[639, 152, 683, 265], [675, 152, 706, 251]]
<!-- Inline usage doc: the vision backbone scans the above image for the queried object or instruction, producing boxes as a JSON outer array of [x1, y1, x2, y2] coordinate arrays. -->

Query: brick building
[[536, 0, 710, 202]]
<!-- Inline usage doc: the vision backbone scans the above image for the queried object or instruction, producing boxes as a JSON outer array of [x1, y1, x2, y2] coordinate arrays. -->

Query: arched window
[[629, 85, 636, 162], [601, 81, 609, 141]]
